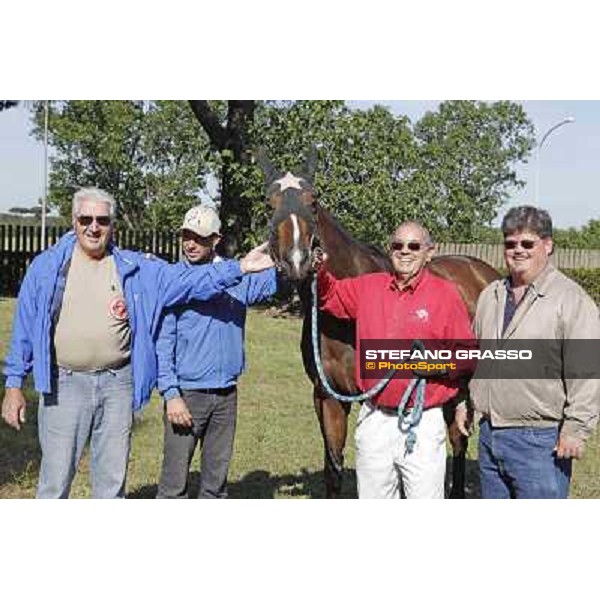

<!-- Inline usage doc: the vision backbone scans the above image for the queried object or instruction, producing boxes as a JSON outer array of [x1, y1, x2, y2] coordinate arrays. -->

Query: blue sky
[[1, 101, 598, 228]]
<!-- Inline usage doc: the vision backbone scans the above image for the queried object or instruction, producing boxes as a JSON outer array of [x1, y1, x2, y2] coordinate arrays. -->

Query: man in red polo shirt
[[315, 221, 475, 499]]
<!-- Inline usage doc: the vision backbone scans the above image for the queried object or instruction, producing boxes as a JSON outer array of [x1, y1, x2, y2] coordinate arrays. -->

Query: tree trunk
[[189, 100, 255, 256]]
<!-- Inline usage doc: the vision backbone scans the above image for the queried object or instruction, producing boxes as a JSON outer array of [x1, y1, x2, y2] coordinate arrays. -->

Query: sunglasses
[[503, 239, 538, 250], [182, 232, 217, 246], [77, 215, 111, 227], [390, 241, 423, 252]]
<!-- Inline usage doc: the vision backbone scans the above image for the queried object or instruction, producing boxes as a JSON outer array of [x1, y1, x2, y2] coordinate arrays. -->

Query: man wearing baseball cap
[[155, 204, 277, 498]]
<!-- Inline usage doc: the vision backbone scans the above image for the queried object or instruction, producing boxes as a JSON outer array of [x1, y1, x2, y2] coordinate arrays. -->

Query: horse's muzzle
[[281, 247, 312, 281]]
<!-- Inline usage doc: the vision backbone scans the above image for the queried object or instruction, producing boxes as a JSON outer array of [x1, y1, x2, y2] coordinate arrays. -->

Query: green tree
[[32, 100, 534, 249], [411, 101, 535, 241], [189, 100, 418, 251], [8, 206, 42, 216], [251, 101, 417, 246], [142, 101, 214, 228], [31, 101, 210, 230], [554, 220, 600, 249], [240, 100, 534, 248], [188, 101, 255, 255]]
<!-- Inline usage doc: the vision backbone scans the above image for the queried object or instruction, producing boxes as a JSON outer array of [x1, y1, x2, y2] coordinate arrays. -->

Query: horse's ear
[[255, 146, 279, 185], [302, 145, 318, 183]]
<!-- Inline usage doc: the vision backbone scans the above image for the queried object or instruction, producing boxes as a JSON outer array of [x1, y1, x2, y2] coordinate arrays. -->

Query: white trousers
[[355, 402, 446, 499]]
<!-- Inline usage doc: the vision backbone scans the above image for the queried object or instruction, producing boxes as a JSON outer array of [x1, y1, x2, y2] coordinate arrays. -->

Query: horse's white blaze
[[290, 213, 303, 275]]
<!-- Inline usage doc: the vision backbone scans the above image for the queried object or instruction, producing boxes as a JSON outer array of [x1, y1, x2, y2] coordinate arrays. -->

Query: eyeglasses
[[77, 215, 111, 227], [390, 241, 423, 252], [503, 239, 538, 251], [182, 230, 218, 246]]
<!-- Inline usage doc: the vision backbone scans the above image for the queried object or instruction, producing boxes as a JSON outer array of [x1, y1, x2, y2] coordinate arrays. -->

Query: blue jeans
[[478, 419, 572, 499], [37, 364, 134, 499]]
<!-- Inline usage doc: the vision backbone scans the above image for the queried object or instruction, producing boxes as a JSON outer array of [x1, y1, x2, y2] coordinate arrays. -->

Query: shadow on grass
[[0, 387, 41, 490], [128, 457, 481, 499], [1, 383, 481, 499], [127, 468, 355, 499]]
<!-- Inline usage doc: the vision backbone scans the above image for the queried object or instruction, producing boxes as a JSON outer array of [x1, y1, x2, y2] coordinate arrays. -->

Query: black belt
[[192, 385, 236, 396], [53, 359, 131, 374]]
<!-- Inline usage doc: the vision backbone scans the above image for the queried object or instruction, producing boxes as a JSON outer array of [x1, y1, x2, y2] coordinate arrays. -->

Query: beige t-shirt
[[54, 244, 131, 370]]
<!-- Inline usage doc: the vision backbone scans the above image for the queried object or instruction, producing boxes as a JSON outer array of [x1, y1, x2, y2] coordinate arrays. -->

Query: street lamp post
[[534, 116, 575, 206]]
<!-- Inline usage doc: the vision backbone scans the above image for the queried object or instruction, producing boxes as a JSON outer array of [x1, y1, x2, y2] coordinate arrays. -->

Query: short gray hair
[[502, 206, 553, 239], [390, 221, 434, 247], [72, 187, 116, 219]]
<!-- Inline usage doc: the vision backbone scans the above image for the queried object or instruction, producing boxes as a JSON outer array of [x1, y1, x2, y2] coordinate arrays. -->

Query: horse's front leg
[[313, 390, 351, 498], [443, 394, 473, 499]]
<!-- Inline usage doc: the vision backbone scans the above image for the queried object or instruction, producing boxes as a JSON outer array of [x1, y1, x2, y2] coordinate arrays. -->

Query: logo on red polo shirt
[[415, 308, 429, 322]]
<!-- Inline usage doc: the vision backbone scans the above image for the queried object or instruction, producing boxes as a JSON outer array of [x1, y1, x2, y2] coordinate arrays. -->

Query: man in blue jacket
[[156, 204, 277, 498], [1, 188, 274, 499]]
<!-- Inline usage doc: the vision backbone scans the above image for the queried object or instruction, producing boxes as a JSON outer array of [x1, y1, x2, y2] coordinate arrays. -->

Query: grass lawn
[[1, 297, 599, 498]]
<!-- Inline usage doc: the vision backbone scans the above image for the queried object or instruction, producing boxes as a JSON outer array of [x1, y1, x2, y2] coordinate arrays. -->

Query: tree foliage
[[411, 101, 534, 240], [31, 101, 211, 230], [554, 220, 600, 249], [444, 221, 600, 249], [31, 100, 535, 248], [242, 100, 534, 246], [243, 101, 416, 246], [0, 100, 18, 111], [8, 206, 42, 215], [188, 101, 255, 255]]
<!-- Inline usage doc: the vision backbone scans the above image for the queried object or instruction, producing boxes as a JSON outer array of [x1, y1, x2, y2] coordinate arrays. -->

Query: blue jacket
[[3, 232, 245, 411], [156, 258, 277, 401]]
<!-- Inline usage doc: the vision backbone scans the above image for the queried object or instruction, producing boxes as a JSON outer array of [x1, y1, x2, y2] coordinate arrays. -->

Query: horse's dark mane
[[360, 242, 392, 270], [315, 202, 391, 277]]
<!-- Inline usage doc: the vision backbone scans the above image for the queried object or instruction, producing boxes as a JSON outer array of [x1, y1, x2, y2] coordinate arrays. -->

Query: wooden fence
[[437, 243, 600, 270], [2, 225, 600, 297]]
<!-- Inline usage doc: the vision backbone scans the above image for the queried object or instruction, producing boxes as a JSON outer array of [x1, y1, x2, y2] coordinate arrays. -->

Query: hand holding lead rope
[[311, 247, 327, 270]]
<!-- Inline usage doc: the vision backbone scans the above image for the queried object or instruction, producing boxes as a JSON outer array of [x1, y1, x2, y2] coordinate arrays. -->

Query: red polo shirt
[[317, 267, 476, 410]]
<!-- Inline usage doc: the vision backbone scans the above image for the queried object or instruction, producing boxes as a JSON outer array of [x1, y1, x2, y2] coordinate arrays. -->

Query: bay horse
[[258, 148, 500, 498]]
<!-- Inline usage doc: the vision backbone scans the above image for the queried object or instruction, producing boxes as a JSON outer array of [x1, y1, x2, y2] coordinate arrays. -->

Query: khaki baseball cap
[[181, 205, 221, 237]]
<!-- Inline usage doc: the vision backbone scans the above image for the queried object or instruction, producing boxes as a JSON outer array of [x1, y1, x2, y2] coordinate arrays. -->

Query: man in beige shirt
[[457, 205, 600, 498]]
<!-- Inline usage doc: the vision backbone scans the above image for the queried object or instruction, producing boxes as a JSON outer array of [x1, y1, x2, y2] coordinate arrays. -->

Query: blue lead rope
[[396, 376, 426, 454], [310, 273, 426, 453]]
